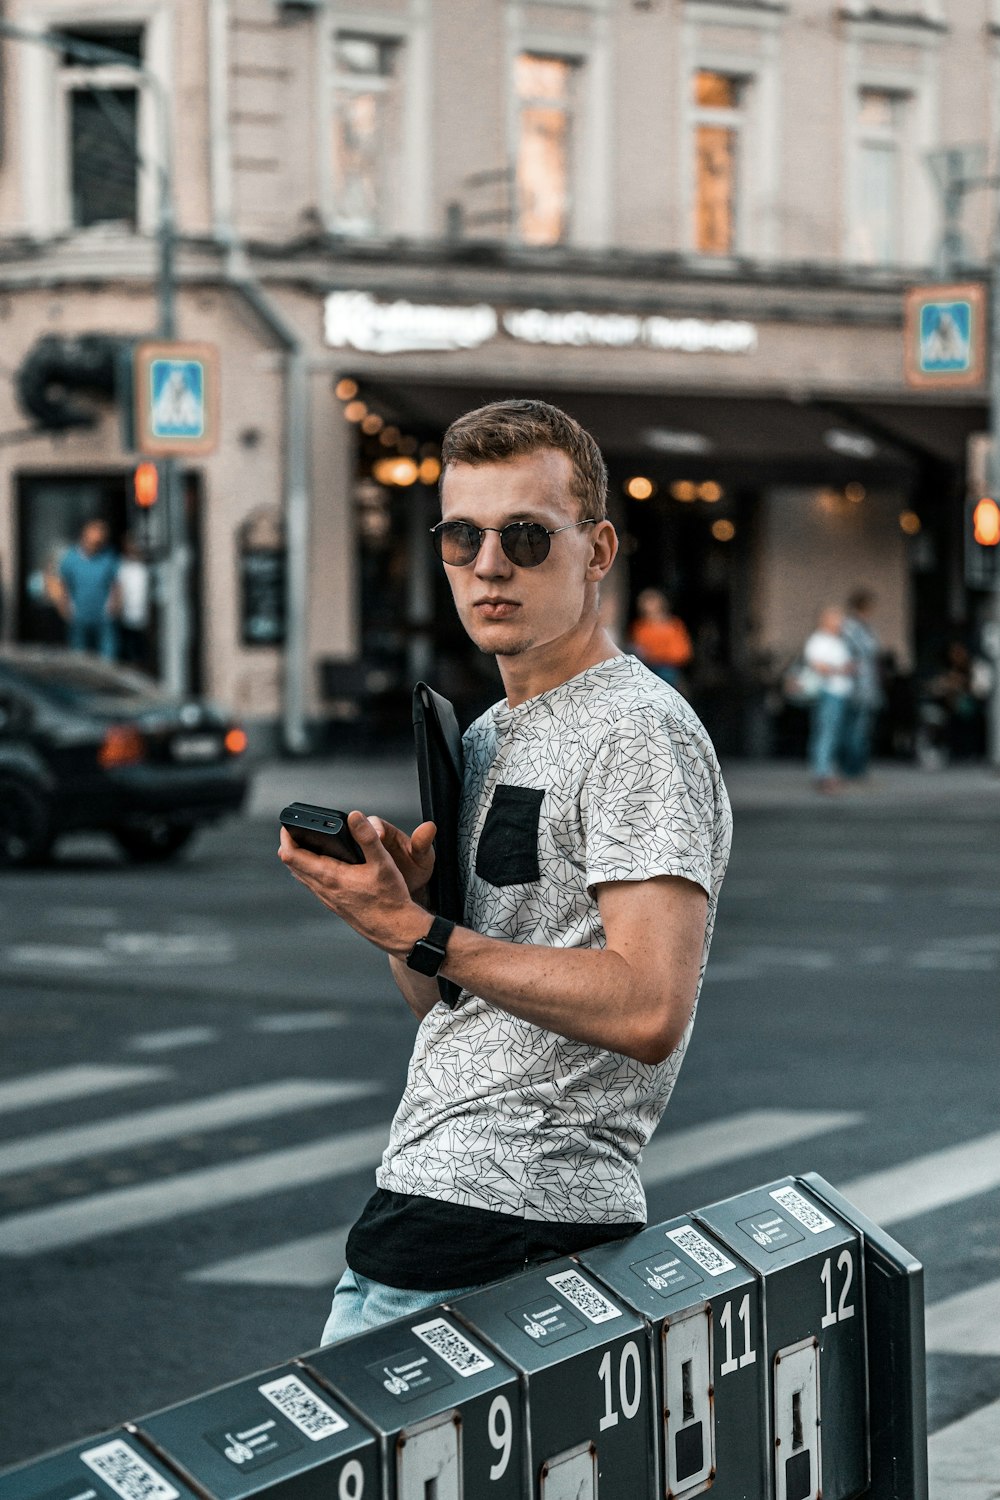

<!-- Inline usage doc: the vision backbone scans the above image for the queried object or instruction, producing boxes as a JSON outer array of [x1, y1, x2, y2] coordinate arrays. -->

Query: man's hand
[[367, 816, 437, 905], [278, 811, 430, 956]]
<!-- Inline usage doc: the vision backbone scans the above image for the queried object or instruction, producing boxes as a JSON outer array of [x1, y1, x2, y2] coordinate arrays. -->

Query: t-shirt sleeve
[[581, 711, 719, 896]]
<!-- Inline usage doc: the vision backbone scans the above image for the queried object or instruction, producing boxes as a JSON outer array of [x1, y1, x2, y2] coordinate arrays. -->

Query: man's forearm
[[427, 926, 689, 1065], [388, 952, 440, 1021]]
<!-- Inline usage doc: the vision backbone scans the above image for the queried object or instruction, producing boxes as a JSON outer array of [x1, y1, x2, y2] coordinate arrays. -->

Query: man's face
[[438, 448, 604, 659], [81, 522, 107, 555]]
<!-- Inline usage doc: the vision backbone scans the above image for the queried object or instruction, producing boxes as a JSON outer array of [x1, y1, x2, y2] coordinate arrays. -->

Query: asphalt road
[[1, 757, 998, 1494]]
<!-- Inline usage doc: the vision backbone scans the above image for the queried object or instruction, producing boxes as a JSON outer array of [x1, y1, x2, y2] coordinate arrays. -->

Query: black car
[[0, 648, 250, 866]]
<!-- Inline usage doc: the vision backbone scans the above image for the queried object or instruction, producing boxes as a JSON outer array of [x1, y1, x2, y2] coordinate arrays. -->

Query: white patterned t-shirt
[[376, 653, 732, 1225]]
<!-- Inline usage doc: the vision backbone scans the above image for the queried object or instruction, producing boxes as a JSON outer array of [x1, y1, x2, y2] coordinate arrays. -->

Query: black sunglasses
[[430, 519, 596, 568]]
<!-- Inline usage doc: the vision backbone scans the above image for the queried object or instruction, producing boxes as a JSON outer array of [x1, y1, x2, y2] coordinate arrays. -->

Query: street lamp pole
[[0, 20, 188, 694]]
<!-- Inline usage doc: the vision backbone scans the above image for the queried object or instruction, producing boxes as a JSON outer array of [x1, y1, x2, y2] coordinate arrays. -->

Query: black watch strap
[[405, 915, 455, 977]]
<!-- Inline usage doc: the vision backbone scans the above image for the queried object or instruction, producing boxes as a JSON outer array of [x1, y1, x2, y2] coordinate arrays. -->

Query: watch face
[[407, 938, 444, 976]]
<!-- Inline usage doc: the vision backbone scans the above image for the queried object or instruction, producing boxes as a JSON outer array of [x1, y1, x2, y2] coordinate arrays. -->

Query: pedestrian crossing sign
[[134, 340, 220, 455], [903, 282, 987, 389]]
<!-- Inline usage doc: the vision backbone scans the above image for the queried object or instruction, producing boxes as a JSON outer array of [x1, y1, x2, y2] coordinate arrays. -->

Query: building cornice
[[837, 7, 947, 34]]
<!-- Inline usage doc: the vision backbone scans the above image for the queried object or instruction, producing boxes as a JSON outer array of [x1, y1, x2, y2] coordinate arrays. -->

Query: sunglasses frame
[[430, 518, 596, 568]]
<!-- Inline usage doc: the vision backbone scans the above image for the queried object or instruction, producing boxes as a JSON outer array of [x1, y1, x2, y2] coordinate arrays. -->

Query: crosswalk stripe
[[0, 1065, 168, 1116], [927, 1396, 1000, 1500], [0, 1080, 380, 1177], [188, 1108, 863, 1288], [640, 1109, 862, 1187], [925, 1278, 1000, 1357], [0, 1123, 391, 1256], [127, 1027, 219, 1053], [190, 1227, 350, 1288], [838, 1129, 1000, 1226]]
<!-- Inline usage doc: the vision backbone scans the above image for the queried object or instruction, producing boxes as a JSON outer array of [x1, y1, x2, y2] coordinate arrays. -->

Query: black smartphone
[[279, 802, 365, 863]]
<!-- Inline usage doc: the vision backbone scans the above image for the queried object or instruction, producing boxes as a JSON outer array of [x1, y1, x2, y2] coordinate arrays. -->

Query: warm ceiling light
[[845, 482, 866, 504], [671, 481, 698, 502], [361, 413, 384, 435], [418, 456, 442, 484], [626, 476, 654, 501], [379, 426, 400, 447], [335, 378, 358, 401], [343, 400, 367, 423], [899, 510, 922, 535], [373, 456, 419, 487], [711, 519, 736, 542], [973, 496, 1000, 546], [698, 481, 723, 503]]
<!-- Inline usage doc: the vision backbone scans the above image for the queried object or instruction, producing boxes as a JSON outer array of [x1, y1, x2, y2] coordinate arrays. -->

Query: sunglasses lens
[[434, 522, 480, 565], [502, 523, 551, 567]]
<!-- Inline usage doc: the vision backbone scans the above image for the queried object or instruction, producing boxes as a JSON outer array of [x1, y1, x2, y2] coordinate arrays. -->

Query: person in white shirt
[[117, 535, 151, 668], [803, 606, 854, 792]]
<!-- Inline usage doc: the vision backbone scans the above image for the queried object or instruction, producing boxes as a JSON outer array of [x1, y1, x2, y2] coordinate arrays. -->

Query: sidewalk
[[249, 754, 1000, 822]]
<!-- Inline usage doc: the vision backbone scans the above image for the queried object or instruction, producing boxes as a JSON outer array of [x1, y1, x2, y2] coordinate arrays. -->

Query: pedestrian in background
[[803, 605, 854, 793], [54, 519, 121, 660], [117, 535, 151, 669], [841, 587, 882, 780], [629, 586, 693, 690]]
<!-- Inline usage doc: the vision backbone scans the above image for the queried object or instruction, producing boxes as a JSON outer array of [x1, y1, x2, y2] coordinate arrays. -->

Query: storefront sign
[[324, 290, 757, 357]]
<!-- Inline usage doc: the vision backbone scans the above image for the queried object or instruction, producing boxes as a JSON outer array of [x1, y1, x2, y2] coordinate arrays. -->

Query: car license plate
[[171, 733, 222, 763]]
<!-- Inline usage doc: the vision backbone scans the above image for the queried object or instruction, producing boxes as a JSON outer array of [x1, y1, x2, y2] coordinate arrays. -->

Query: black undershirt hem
[[346, 1187, 643, 1292]]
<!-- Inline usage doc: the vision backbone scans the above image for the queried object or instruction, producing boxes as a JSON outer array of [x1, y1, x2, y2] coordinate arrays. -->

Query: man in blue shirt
[[57, 519, 121, 659]]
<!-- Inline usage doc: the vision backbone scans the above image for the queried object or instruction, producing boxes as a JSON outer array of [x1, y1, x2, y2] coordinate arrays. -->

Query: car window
[[0, 656, 167, 706]]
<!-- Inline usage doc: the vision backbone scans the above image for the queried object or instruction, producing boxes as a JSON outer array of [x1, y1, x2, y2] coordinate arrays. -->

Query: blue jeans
[[68, 617, 118, 660], [808, 691, 849, 780], [320, 1267, 487, 1346], [840, 702, 875, 778]]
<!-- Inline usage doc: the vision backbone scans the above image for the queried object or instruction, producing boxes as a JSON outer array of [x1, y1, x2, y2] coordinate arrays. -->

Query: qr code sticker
[[770, 1187, 835, 1235], [80, 1442, 179, 1500], [259, 1375, 348, 1440], [546, 1269, 622, 1324], [665, 1225, 737, 1277], [413, 1318, 495, 1377]]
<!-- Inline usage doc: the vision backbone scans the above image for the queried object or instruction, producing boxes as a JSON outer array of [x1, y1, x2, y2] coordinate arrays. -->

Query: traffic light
[[966, 494, 1000, 589], [133, 462, 159, 509]]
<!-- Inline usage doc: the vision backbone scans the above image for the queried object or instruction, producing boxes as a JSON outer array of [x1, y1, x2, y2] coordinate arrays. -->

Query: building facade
[[0, 0, 997, 750]]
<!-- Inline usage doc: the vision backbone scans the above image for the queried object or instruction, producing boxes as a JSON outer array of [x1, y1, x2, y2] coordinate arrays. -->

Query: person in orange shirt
[[629, 588, 693, 690]]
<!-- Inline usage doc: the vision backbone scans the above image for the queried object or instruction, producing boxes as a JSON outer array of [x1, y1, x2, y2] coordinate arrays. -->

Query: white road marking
[[127, 1027, 219, 1053], [839, 1130, 1000, 1226], [925, 1279, 1000, 1357], [928, 1396, 1000, 1500], [5, 931, 235, 969], [190, 1227, 350, 1287], [0, 1123, 391, 1255], [5, 944, 113, 969], [641, 1109, 862, 1188], [0, 1065, 168, 1116], [252, 1014, 347, 1033], [0, 1080, 378, 1177]]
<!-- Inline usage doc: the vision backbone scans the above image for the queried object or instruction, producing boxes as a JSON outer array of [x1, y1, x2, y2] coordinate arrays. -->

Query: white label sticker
[[665, 1225, 737, 1277], [258, 1375, 348, 1440], [412, 1317, 495, 1377], [770, 1186, 835, 1235], [546, 1269, 623, 1324], [80, 1442, 179, 1500]]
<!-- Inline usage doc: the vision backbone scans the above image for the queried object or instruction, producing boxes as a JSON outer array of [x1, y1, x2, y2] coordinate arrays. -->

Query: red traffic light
[[133, 461, 159, 509], [972, 496, 1000, 547]]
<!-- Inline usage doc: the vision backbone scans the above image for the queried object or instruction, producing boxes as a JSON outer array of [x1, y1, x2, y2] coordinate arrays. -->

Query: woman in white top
[[803, 606, 854, 791]]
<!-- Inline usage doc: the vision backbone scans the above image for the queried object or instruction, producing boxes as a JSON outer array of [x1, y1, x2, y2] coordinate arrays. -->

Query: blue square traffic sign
[[917, 299, 973, 374], [149, 358, 207, 440]]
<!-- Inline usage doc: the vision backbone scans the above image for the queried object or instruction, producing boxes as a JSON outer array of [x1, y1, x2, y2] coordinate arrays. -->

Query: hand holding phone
[[279, 802, 365, 863]]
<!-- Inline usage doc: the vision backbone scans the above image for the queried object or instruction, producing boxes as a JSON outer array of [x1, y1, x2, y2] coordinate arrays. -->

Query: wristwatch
[[405, 915, 455, 976]]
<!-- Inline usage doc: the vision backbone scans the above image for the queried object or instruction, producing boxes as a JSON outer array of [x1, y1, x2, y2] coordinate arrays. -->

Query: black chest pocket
[[475, 784, 545, 886]]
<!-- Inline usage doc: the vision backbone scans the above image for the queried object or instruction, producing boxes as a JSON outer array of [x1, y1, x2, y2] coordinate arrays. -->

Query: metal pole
[[988, 194, 1000, 767]]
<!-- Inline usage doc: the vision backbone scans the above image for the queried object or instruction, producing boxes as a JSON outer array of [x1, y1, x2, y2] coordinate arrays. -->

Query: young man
[[279, 400, 732, 1341], [55, 518, 121, 660]]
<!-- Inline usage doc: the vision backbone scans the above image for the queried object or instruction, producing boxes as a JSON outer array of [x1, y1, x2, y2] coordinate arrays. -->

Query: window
[[692, 70, 746, 256], [516, 54, 576, 246], [855, 88, 907, 265], [56, 27, 144, 231], [331, 33, 403, 236]]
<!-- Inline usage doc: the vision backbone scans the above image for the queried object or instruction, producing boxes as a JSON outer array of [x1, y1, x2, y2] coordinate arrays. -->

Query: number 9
[[338, 1459, 364, 1500], [488, 1393, 513, 1480]]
